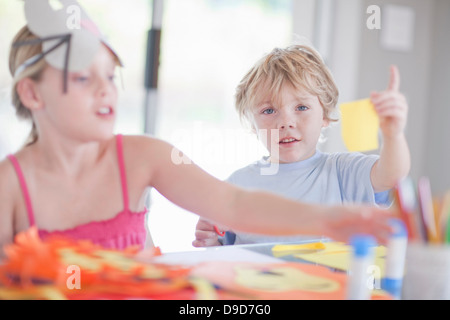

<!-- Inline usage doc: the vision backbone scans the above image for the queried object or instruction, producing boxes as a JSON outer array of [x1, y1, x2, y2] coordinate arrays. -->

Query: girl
[[0, 2, 393, 259]]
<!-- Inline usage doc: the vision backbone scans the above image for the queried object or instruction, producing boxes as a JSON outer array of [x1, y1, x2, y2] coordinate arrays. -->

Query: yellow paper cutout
[[340, 99, 379, 152], [234, 266, 340, 293], [190, 277, 218, 300], [294, 242, 386, 278], [272, 242, 326, 257]]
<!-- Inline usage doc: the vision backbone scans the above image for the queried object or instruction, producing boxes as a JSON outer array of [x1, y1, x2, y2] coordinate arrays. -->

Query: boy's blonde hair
[[235, 45, 339, 128], [9, 25, 48, 146]]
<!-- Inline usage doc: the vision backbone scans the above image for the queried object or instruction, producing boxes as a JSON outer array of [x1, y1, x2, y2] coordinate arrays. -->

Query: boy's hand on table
[[371, 65, 408, 139], [192, 218, 227, 247]]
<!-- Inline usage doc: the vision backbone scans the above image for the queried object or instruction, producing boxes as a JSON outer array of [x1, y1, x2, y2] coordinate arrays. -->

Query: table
[[153, 237, 331, 266]]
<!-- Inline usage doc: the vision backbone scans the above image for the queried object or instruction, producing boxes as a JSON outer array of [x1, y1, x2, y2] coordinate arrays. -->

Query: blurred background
[[1, 0, 449, 252]]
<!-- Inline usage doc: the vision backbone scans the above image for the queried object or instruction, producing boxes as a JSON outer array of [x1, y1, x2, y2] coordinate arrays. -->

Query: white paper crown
[[14, 0, 122, 92]]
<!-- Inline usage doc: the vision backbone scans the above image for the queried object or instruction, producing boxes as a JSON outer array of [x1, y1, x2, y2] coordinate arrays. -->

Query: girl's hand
[[371, 65, 408, 139], [322, 205, 394, 245]]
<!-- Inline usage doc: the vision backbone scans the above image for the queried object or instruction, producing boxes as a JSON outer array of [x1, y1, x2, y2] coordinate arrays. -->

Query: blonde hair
[[9, 25, 122, 147], [235, 45, 339, 128], [9, 25, 48, 146]]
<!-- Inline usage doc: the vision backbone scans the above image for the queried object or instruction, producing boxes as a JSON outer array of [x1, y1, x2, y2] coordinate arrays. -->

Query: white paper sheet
[[151, 246, 283, 266]]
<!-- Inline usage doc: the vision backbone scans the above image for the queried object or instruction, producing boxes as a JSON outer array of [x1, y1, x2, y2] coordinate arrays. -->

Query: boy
[[193, 45, 410, 246]]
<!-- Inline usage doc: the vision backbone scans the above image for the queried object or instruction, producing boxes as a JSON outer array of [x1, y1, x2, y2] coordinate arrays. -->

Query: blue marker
[[347, 235, 376, 300], [381, 219, 408, 299]]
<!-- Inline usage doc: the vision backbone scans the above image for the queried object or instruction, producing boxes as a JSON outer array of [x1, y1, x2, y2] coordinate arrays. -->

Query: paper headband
[[13, 0, 122, 92]]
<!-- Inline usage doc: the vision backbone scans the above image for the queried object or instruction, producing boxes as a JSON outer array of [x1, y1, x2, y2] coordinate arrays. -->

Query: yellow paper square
[[340, 99, 379, 152], [294, 242, 386, 277]]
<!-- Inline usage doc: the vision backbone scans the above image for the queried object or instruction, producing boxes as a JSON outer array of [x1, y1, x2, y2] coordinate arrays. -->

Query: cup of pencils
[[393, 177, 450, 299]]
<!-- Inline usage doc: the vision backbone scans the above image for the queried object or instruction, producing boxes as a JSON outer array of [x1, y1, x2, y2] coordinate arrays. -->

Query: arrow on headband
[[15, 0, 122, 93], [14, 33, 72, 93]]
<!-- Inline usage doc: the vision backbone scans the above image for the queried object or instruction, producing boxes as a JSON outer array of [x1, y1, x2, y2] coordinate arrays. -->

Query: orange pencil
[[438, 191, 450, 244], [417, 177, 438, 244], [393, 178, 419, 241]]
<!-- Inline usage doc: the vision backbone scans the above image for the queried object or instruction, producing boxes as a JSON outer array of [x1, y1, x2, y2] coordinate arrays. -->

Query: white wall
[[426, 0, 450, 194], [293, 0, 450, 193], [358, 0, 434, 182]]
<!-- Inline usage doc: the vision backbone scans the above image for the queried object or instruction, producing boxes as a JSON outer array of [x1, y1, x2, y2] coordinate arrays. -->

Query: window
[[151, 0, 293, 252], [0, 0, 151, 157], [0, 0, 293, 252], [0, 1, 27, 158]]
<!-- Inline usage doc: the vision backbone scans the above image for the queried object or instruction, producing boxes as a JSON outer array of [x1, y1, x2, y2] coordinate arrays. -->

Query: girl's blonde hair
[[9, 25, 48, 146], [235, 45, 339, 128], [9, 26, 121, 146]]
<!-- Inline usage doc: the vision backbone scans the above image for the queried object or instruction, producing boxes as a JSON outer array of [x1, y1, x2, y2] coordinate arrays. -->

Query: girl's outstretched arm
[[144, 138, 393, 245]]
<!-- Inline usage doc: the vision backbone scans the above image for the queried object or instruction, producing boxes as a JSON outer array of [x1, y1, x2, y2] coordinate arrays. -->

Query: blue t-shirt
[[223, 150, 391, 245]]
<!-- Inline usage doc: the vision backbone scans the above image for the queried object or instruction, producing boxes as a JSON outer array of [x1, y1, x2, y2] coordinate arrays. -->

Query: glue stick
[[382, 218, 408, 299], [347, 235, 376, 300]]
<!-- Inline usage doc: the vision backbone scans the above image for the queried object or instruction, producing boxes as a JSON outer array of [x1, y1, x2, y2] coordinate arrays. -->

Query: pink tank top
[[7, 135, 148, 250]]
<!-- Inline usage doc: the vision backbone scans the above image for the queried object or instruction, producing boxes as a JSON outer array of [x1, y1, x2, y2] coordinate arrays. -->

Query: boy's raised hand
[[371, 65, 408, 139]]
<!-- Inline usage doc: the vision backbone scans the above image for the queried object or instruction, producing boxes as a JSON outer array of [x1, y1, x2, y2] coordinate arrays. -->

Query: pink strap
[[7, 136, 129, 227], [7, 155, 36, 227], [115, 134, 129, 210]]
